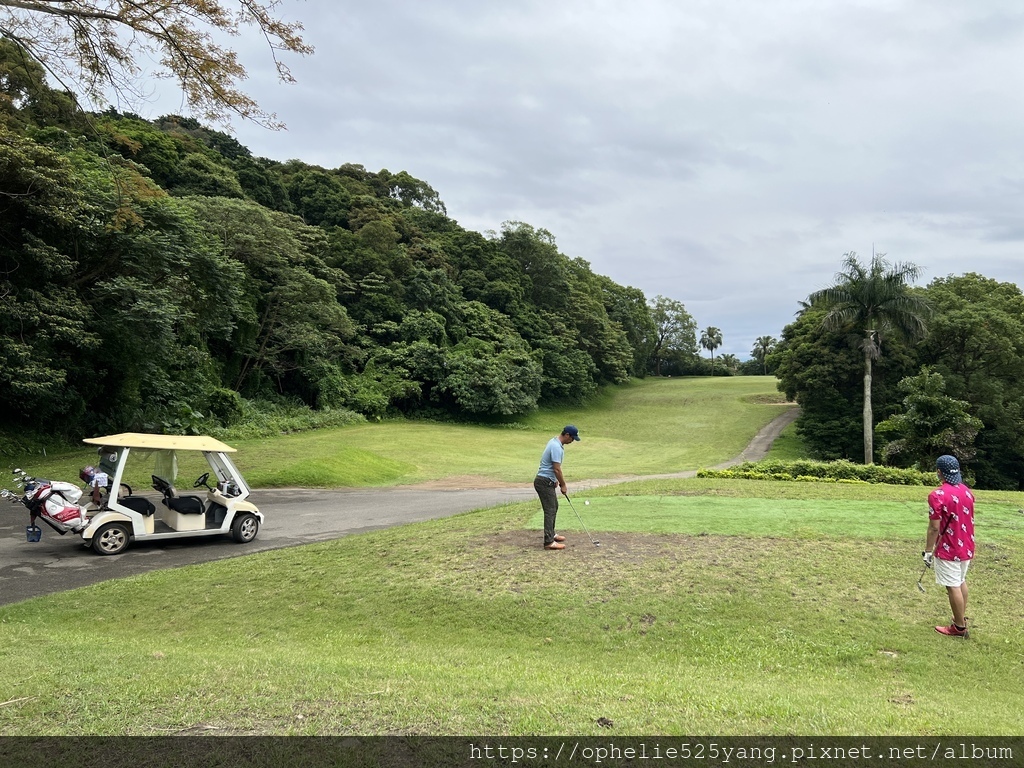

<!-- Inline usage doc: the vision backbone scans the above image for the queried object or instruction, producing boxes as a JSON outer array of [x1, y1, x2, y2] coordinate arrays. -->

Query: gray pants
[[534, 475, 558, 545]]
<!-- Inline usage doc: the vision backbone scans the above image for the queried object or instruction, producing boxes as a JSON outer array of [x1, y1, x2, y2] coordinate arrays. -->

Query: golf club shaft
[[917, 544, 938, 591], [564, 495, 597, 545]]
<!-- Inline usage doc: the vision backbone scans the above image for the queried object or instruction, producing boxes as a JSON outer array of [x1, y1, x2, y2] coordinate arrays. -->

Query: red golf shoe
[[934, 623, 969, 639]]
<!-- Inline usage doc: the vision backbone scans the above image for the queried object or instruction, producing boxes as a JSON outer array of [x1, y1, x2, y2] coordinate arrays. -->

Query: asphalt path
[[0, 408, 798, 606]]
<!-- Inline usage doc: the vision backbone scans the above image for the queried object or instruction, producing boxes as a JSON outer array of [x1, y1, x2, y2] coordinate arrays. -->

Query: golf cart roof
[[83, 433, 237, 453]]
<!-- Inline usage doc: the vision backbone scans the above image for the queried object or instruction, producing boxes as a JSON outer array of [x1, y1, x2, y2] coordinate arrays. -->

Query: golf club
[[917, 547, 937, 592], [564, 494, 599, 547], [916, 563, 928, 593]]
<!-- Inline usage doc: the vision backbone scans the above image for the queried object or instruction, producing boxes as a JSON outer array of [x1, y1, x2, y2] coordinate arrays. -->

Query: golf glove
[[922, 551, 934, 567]]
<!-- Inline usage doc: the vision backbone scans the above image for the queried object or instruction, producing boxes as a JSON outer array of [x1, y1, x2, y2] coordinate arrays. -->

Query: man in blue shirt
[[534, 425, 581, 550]]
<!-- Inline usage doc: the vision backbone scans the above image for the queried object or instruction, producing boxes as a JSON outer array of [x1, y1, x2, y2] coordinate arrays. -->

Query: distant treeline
[[773, 276, 1024, 490], [2, 39, 735, 442]]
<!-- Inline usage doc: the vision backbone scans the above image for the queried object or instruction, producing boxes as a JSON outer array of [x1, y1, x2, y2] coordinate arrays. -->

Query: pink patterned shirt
[[928, 482, 975, 562]]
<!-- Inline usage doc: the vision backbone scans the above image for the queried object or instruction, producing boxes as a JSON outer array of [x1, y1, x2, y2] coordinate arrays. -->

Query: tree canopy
[[0, 0, 312, 127], [875, 368, 983, 471], [648, 295, 697, 376]]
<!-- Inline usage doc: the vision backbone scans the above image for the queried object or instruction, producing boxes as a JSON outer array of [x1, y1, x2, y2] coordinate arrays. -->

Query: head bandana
[[936, 455, 962, 485]]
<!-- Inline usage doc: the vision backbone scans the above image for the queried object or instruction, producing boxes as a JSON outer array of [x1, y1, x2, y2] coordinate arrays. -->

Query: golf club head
[[916, 581, 926, 593], [565, 495, 600, 546]]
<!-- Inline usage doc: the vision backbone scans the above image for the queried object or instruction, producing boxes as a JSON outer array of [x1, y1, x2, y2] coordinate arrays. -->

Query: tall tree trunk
[[863, 343, 874, 464]]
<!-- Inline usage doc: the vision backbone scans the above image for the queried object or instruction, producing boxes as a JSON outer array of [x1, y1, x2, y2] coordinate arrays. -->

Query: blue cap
[[936, 455, 962, 485], [563, 425, 581, 441]]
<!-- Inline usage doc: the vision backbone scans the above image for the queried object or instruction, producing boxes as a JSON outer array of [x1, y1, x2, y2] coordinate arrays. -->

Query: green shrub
[[209, 400, 365, 440], [0, 429, 65, 458], [698, 460, 932, 486], [207, 387, 246, 426]]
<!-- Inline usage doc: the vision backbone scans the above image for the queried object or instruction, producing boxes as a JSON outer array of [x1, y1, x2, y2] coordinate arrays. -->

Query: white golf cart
[[80, 433, 263, 556]]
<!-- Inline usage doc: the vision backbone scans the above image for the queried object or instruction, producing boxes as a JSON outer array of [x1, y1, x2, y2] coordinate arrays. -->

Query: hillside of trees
[[2, 40, 724, 442]]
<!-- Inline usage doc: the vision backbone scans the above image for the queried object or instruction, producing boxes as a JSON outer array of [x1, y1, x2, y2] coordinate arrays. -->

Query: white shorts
[[934, 558, 971, 588]]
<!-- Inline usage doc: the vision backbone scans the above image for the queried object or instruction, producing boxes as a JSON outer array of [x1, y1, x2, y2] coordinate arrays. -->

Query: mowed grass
[[5, 376, 791, 489], [2, 377, 1020, 737], [1, 479, 1022, 736], [535, 478, 1024, 542], [762, 419, 812, 461]]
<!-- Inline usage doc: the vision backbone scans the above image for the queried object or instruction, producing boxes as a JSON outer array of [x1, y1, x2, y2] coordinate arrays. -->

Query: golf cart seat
[[163, 495, 204, 515], [119, 496, 156, 516], [151, 475, 204, 514], [151, 475, 207, 531]]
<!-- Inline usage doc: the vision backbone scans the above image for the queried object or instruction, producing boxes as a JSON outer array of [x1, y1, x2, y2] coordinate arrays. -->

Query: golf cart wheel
[[231, 513, 259, 543], [92, 522, 131, 556]]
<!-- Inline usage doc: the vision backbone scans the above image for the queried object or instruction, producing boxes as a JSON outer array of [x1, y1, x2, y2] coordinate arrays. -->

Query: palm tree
[[699, 326, 723, 375], [807, 252, 930, 464], [751, 335, 777, 375]]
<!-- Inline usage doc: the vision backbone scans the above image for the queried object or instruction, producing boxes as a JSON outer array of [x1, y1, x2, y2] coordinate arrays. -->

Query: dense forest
[[773, 273, 1024, 490], [1, 40, 712, 442]]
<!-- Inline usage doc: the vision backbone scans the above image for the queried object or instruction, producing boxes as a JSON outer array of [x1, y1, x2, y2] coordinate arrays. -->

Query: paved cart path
[[0, 407, 798, 606]]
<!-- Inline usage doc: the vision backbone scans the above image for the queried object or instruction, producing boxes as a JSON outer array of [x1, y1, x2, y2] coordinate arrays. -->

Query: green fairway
[[531, 483, 1024, 542], [4, 376, 791, 488], [224, 376, 795, 488], [1, 478, 1021, 736], [533, 495, 933, 539]]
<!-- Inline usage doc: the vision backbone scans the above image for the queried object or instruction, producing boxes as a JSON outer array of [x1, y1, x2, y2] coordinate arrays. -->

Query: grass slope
[[2, 378, 1020, 737], [3, 377, 791, 488], [1, 479, 1021, 736]]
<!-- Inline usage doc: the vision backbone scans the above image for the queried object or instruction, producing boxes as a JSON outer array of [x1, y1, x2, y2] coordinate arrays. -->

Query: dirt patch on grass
[[480, 528, 789, 562]]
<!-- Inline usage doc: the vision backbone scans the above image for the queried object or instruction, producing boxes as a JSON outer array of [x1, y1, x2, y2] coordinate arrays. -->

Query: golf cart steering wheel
[[193, 472, 211, 489]]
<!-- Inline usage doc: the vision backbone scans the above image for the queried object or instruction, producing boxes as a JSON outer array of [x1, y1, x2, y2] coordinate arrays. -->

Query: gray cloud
[[132, 0, 1024, 356]]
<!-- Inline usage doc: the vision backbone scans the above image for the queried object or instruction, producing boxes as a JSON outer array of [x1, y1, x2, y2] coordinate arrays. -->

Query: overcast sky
[[136, 0, 1024, 357]]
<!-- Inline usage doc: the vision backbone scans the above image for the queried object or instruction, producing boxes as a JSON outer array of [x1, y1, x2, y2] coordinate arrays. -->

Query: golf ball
[[584, 500, 590, 505]]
